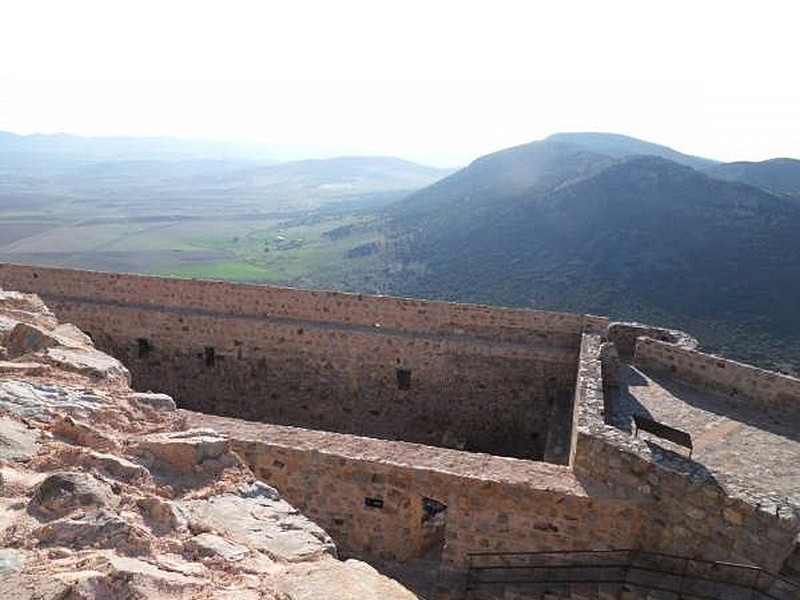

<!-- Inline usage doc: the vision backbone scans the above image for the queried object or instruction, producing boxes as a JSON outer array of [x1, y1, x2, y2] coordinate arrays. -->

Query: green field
[[0, 205, 391, 292]]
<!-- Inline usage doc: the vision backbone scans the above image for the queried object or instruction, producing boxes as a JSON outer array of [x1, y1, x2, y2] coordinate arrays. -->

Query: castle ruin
[[1, 263, 797, 599]]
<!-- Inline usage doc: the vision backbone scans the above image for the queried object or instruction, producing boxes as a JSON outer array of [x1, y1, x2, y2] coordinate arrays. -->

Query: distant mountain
[[0, 131, 281, 170], [0, 131, 451, 213], [544, 132, 719, 170], [704, 158, 800, 195], [391, 139, 614, 233], [393, 132, 718, 228], [228, 156, 452, 196], [371, 144, 800, 371]]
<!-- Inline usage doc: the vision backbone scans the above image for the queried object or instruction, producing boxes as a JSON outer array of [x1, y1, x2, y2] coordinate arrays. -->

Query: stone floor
[[609, 364, 800, 511]]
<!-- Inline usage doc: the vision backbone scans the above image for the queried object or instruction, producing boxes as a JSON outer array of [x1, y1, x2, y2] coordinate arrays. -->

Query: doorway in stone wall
[[420, 496, 448, 560], [369, 496, 449, 598]]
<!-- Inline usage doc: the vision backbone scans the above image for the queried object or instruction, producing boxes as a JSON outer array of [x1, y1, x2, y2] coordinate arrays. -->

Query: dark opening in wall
[[396, 368, 412, 390], [364, 497, 384, 509], [420, 497, 447, 559], [421, 497, 447, 524], [204, 346, 215, 367], [137, 338, 151, 358]]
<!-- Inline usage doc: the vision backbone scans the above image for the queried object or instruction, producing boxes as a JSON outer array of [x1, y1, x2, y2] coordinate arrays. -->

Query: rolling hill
[[0, 131, 452, 214], [704, 158, 800, 195], [368, 138, 800, 372], [544, 132, 718, 170]]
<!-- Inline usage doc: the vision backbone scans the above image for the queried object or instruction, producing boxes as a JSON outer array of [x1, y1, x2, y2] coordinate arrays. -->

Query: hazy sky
[[2, 0, 798, 167]]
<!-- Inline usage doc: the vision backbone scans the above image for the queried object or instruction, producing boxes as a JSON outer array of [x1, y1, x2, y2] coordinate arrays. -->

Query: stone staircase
[[464, 550, 800, 600]]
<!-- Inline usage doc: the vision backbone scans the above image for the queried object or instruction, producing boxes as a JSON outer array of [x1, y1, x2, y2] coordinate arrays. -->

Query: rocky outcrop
[[0, 289, 418, 599]]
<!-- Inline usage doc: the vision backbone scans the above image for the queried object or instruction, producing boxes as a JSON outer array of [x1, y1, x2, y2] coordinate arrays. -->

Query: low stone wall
[[607, 322, 697, 361], [572, 334, 799, 574], [634, 337, 800, 415], [0, 263, 593, 341], [575, 433, 799, 573], [188, 411, 642, 579]]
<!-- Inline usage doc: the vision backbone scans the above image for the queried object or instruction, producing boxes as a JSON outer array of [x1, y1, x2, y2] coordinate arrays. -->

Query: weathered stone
[[276, 558, 418, 600], [0, 380, 111, 422], [133, 429, 234, 473], [180, 489, 336, 563], [56, 554, 205, 599], [41, 345, 130, 384], [35, 509, 151, 553], [185, 533, 249, 562], [238, 480, 281, 500], [29, 472, 115, 519], [0, 360, 48, 375], [129, 391, 177, 412], [0, 290, 53, 317], [0, 572, 69, 600], [5, 322, 60, 359], [50, 415, 118, 452], [3, 320, 129, 384], [51, 323, 94, 347], [85, 450, 151, 484], [0, 549, 22, 574], [137, 497, 188, 533], [0, 415, 40, 462]]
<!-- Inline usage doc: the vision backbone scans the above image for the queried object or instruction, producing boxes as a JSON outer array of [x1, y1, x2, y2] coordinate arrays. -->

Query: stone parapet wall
[[188, 411, 641, 576], [634, 337, 800, 414], [0, 263, 591, 343], [607, 322, 697, 361], [574, 432, 797, 573], [572, 334, 799, 574]]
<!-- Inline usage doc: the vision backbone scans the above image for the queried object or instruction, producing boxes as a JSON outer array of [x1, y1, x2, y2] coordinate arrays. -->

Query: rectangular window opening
[[204, 346, 215, 366], [137, 338, 151, 358], [396, 368, 412, 390], [364, 497, 384, 509]]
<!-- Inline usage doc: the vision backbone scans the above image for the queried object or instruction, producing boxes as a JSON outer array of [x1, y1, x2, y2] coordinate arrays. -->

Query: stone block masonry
[[634, 336, 800, 415], [0, 264, 594, 458], [188, 411, 641, 576], [573, 333, 799, 575]]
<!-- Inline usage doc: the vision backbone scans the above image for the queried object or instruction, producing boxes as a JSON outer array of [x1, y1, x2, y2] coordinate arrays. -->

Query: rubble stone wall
[[572, 334, 798, 574], [208, 417, 642, 571], [607, 322, 697, 361], [634, 337, 800, 415], [0, 264, 588, 458]]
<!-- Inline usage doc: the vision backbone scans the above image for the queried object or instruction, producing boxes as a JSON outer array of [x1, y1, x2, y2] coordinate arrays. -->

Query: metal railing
[[466, 549, 799, 600]]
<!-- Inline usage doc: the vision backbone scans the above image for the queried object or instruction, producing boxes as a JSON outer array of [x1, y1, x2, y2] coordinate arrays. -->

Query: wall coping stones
[[0, 263, 596, 340], [184, 410, 587, 495]]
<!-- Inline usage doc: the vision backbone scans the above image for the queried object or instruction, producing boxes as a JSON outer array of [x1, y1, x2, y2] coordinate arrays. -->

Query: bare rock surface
[[29, 471, 116, 519], [276, 558, 419, 600], [180, 484, 337, 563], [0, 379, 113, 422], [185, 532, 250, 562], [0, 415, 39, 462], [130, 391, 177, 412], [0, 287, 418, 599]]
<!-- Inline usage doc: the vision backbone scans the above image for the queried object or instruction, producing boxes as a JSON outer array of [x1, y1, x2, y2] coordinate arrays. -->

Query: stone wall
[[189, 412, 642, 577], [0, 264, 592, 458], [607, 322, 697, 361], [572, 333, 799, 574], [634, 337, 800, 415]]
